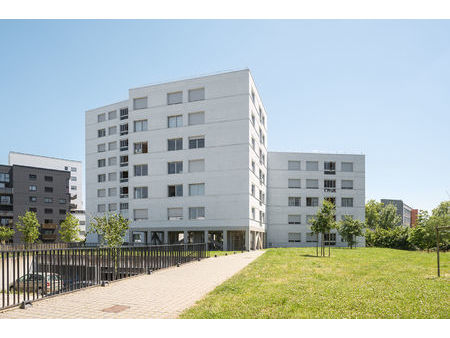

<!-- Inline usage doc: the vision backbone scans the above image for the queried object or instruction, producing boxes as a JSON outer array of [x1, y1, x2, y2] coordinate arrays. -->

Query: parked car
[[8, 273, 64, 295]]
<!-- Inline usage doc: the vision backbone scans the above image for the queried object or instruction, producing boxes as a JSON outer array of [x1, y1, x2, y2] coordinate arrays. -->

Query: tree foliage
[[89, 213, 130, 247], [365, 227, 414, 250], [16, 211, 40, 245], [378, 204, 402, 230], [365, 200, 383, 230], [311, 200, 336, 256], [337, 216, 364, 249], [0, 226, 15, 244], [59, 213, 81, 243]]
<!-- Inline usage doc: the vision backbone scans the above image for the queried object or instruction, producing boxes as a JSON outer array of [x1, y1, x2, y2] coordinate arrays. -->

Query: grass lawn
[[181, 247, 449, 319]]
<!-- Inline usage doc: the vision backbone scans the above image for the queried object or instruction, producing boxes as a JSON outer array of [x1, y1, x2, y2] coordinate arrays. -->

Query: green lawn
[[181, 247, 449, 319]]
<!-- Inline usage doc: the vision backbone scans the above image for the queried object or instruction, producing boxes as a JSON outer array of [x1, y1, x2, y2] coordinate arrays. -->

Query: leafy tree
[[379, 204, 402, 230], [89, 213, 130, 247], [311, 200, 336, 256], [408, 210, 434, 250], [365, 200, 383, 230], [0, 226, 15, 244], [337, 216, 364, 249], [16, 211, 40, 245], [365, 227, 413, 250], [428, 201, 450, 250], [59, 213, 81, 243]]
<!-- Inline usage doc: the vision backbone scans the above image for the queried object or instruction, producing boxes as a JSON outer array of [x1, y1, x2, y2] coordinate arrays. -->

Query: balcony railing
[[41, 223, 58, 230], [324, 188, 336, 193], [0, 187, 13, 194]]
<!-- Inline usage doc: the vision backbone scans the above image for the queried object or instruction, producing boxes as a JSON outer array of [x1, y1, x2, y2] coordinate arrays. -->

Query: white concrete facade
[[266, 152, 365, 247], [85, 70, 267, 250], [8, 152, 86, 237]]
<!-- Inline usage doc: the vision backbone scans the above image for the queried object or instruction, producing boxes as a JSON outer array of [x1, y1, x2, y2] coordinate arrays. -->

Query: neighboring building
[[266, 152, 365, 247], [85, 69, 267, 250], [0, 164, 70, 243], [380, 199, 413, 227], [8, 152, 86, 238], [411, 209, 418, 227]]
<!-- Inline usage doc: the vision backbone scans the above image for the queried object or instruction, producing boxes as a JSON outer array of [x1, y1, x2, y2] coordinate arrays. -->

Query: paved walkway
[[0, 250, 263, 319]]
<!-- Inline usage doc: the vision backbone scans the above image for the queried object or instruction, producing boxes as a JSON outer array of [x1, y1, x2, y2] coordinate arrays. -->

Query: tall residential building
[[266, 152, 365, 247], [0, 164, 70, 243], [8, 152, 86, 237], [380, 199, 413, 227], [85, 70, 267, 250]]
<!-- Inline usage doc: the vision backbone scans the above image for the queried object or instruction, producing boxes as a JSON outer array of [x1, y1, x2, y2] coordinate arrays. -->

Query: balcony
[[120, 194, 129, 199], [42, 223, 58, 230], [0, 210, 13, 217], [41, 234, 58, 241], [0, 187, 13, 194], [324, 188, 336, 193], [324, 170, 336, 175]]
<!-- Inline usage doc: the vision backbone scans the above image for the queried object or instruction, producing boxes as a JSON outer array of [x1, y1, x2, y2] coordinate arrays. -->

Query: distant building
[[411, 209, 418, 227], [8, 152, 86, 238], [0, 164, 70, 243], [380, 199, 413, 227]]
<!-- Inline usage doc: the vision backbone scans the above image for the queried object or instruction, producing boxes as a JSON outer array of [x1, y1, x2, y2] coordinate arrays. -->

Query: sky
[[0, 20, 449, 212]]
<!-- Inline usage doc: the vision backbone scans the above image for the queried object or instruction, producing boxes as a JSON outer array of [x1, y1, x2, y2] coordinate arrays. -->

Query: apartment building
[[0, 164, 70, 243], [266, 152, 365, 247], [380, 199, 413, 227], [9, 152, 86, 237], [85, 70, 267, 250]]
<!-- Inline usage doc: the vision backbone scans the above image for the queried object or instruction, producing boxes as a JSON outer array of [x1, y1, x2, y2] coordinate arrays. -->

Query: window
[[342, 162, 354, 172], [168, 184, 183, 197], [70, 176, 77, 182], [120, 171, 128, 183], [59, 199, 66, 204], [168, 161, 183, 174], [134, 187, 148, 199], [44, 219, 53, 224], [134, 120, 148, 132], [97, 204, 106, 213], [44, 176, 53, 182], [324, 233, 336, 246], [98, 113, 106, 122], [288, 215, 301, 224], [133, 209, 148, 221], [44, 197, 53, 204], [251, 207, 256, 220], [29, 174, 37, 180], [288, 197, 301, 207], [306, 197, 319, 207], [44, 208, 53, 214], [168, 138, 183, 151], [189, 183, 205, 196], [168, 208, 183, 220], [324, 197, 336, 205], [342, 180, 353, 190], [288, 233, 301, 243], [108, 203, 117, 212], [97, 189, 106, 198], [108, 172, 117, 181], [0, 173, 10, 182], [251, 161, 255, 173], [98, 159, 106, 168], [108, 188, 117, 197], [189, 207, 205, 220], [188, 159, 204, 173], [306, 232, 318, 243], [98, 129, 106, 137], [324, 180, 336, 192], [0, 196, 11, 204], [306, 161, 319, 171], [251, 89, 255, 104], [168, 115, 183, 128], [306, 179, 319, 189], [188, 88, 205, 102], [120, 139, 128, 151], [71, 167, 77, 172], [251, 184, 255, 196], [71, 186, 77, 190], [134, 142, 148, 154], [188, 111, 205, 125], [29, 207, 37, 213], [120, 186, 129, 198], [29, 196, 37, 202], [98, 174, 106, 183], [189, 136, 205, 149], [134, 164, 148, 176], [98, 143, 106, 152], [108, 110, 117, 120], [251, 138, 255, 150], [288, 179, 301, 189], [120, 155, 128, 167], [324, 161, 336, 174], [342, 198, 354, 208], [108, 157, 117, 166], [108, 126, 117, 135], [120, 108, 129, 120], [133, 97, 147, 110], [44, 187, 53, 193], [120, 123, 128, 135], [120, 203, 128, 210], [251, 114, 255, 126], [108, 141, 117, 151], [167, 91, 183, 105]]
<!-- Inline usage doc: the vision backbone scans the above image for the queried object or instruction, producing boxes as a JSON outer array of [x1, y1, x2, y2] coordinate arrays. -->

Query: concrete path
[[0, 250, 263, 319]]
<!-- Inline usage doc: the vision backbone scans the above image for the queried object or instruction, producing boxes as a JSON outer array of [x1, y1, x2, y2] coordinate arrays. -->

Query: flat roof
[[9, 151, 82, 164]]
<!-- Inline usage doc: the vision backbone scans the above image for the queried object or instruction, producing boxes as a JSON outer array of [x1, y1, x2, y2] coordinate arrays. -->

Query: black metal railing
[[0, 243, 208, 310]]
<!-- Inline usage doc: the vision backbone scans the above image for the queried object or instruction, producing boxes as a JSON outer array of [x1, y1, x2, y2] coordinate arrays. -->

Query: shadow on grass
[[299, 254, 322, 258]]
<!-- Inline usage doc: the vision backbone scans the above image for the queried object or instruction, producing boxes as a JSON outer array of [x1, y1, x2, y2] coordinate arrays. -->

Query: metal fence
[[0, 243, 208, 311]]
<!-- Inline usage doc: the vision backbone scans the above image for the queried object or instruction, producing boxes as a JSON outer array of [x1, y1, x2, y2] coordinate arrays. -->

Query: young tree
[[310, 200, 336, 256], [428, 201, 450, 249], [59, 213, 81, 243], [379, 204, 401, 230], [0, 226, 15, 244], [337, 216, 364, 249], [365, 200, 383, 230], [16, 211, 41, 245], [408, 210, 434, 250], [89, 213, 130, 247]]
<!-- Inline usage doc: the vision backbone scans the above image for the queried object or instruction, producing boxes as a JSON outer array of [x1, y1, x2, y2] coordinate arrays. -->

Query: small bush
[[365, 227, 414, 250]]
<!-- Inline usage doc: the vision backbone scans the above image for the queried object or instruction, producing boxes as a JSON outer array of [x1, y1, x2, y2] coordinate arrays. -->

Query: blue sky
[[0, 20, 448, 211]]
